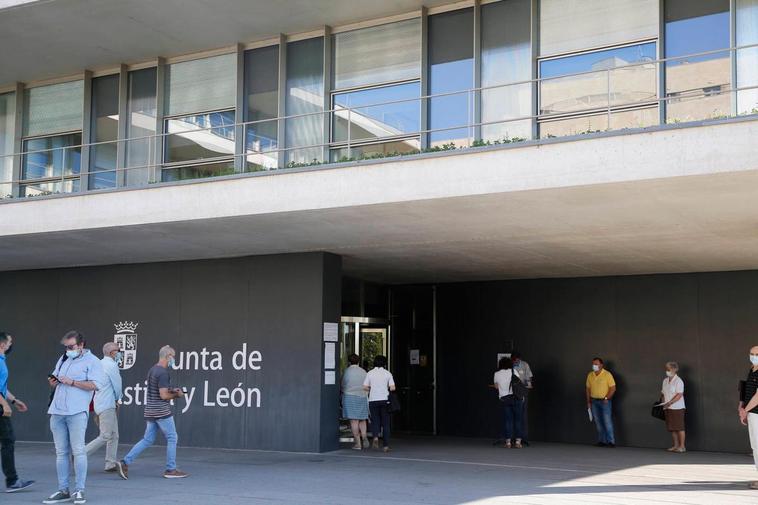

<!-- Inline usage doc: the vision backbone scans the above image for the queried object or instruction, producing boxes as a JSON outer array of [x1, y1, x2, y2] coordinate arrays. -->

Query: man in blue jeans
[[117, 345, 188, 480], [44, 331, 105, 505], [585, 357, 617, 448]]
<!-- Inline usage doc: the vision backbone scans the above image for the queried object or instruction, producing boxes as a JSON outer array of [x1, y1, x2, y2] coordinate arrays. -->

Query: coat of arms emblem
[[113, 321, 138, 370]]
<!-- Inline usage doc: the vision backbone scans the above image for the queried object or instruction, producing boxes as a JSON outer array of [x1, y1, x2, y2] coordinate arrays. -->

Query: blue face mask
[[114, 351, 123, 363], [66, 349, 81, 359], [750, 355, 758, 366], [167, 357, 176, 369]]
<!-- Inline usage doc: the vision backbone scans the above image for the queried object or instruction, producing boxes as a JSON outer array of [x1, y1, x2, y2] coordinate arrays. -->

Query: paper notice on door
[[324, 342, 336, 369], [323, 322, 338, 342], [324, 370, 335, 385]]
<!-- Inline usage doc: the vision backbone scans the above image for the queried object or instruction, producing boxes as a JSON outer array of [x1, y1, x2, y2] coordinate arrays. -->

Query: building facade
[[1, 0, 758, 452]]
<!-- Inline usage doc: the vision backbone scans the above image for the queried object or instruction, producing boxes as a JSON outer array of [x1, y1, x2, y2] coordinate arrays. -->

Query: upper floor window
[[0, 92, 15, 199], [89, 74, 120, 190], [737, 0, 758, 115], [244, 45, 279, 171]]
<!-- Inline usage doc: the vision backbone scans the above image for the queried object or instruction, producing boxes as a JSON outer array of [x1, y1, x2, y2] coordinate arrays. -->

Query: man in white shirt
[[84, 342, 123, 472], [511, 351, 533, 445], [363, 355, 396, 452]]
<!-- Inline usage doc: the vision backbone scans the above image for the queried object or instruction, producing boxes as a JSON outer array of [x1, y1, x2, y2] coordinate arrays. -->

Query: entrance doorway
[[340, 316, 391, 372]]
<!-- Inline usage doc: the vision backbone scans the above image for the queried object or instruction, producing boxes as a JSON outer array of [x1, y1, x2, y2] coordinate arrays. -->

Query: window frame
[[19, 130, 84, 195]]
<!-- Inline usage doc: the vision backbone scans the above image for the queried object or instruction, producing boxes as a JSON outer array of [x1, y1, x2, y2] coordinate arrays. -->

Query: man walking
[[117, 345, 188, 480], [585, 357, 616, 448], [739, 345, 758, 489], [43, 330, 105, 505], [511, 351, 534, 445], [85, 342, 123, 473], [0, 332, 34, 493]]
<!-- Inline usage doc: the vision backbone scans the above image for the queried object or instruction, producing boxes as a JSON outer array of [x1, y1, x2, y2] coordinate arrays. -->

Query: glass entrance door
[[339, 317, 390, 373]]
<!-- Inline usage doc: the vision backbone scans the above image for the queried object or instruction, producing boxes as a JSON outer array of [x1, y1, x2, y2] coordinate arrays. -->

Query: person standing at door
[[363, 355, 395, 453], [342, 354, 369, 450], [511, 351, 533, 444], [0, 332, 34, 494], [738, 345, 758, 489], [493, 357, 524, 448], [585, 357, 616, 448], [85, 342, 123, 472]]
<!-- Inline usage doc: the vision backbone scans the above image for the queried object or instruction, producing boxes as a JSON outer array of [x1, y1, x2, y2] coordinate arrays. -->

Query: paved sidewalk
[[5, 438, 758, 504]]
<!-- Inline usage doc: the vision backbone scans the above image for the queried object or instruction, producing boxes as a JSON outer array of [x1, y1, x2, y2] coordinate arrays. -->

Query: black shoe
[[42, 490, 71, 503], [595, 442, 607, 447], [6, 479, 34, 493], [607, 443, 616, 448]]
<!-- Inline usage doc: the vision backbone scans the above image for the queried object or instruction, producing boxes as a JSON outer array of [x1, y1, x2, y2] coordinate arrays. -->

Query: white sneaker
[[72, 490, 86, 504]]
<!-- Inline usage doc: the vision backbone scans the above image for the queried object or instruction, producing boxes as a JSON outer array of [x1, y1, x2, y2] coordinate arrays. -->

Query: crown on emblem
[[114, 321, 139, 333]]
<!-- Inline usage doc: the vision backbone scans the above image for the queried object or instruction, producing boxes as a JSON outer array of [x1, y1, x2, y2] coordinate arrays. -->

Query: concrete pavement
[[5, 437, 758, 504]]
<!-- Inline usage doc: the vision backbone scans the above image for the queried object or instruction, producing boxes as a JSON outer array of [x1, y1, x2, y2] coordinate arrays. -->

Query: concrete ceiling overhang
[[0, 0, 449, 87]]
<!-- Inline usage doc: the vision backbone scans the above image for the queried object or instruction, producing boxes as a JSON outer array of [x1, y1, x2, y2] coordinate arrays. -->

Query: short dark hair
[[61, 330, 86, 346], [373, 355, 388, 368], [348, 354, 360, 365], [511, 351, 522, 360], [498, 356, 513, 370], [0, 332, 9, 345], [593, 357, 604, 364]]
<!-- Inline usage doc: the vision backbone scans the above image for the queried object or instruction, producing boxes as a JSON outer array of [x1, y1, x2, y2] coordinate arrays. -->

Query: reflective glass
[[20, 178, 79, 197], [665, 0, 731, 122], [164, 110, 235, 165], [285, 37, 324, 166], [0, 92, 14, 198], [333, 19, 421, 89], [540, 107, 658, 138], [244, 45, 279, 170], [162, 160, 236, 182], [428, 8, 474, 148], [481, 0, 532, 141], [126, 68, 156, 187], [540, 0, 658, 56], [89, 74, 119, 189], [333, 82, 420, 143], [22, 134, 82, 180], [24, 80, 83, 137], [540, 43, 657, 116], [737, 0, 758, 115]]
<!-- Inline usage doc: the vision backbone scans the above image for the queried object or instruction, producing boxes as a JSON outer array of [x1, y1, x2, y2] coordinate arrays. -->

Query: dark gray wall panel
[[436, 271, 758, 452], [0, 252, 341, 453]]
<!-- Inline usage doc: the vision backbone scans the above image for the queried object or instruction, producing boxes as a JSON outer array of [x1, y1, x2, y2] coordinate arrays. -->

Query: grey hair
[[102, 341, 119, 355], [666, 361, 679, 372], [159, 345, 175, 360]]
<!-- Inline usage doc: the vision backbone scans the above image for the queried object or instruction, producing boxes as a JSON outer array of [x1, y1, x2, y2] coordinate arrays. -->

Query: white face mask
[[592, 364, 600, 372], [750, 355, 758, 366], [665, 370, 674, 377]]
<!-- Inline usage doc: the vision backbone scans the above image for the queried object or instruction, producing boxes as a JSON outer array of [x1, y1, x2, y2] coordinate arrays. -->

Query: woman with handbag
[[661, 361, 686, 452], [363, 355, 396, 453], [341, 354, 369, 450], [492, 356, 524, 449]]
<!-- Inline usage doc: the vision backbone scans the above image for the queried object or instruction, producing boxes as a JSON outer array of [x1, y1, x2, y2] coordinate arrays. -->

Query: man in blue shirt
[[43, 331, 105, 505], [85, 342, 123, 472], [0, 332, 34, 494]]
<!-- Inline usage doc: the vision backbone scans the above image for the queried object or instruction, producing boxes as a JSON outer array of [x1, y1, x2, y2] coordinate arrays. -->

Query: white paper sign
[[324, 371, 335, 385], [323, 322, 338, 342], [324, 342, 336, 369], [410, 349, 420, 365]]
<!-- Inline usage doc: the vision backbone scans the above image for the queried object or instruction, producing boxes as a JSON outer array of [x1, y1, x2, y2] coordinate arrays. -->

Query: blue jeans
[[501, 395, 524, 441], [123, 416, 178, 471], [50, 412, 88, 492], [591, 399, 615, 444]]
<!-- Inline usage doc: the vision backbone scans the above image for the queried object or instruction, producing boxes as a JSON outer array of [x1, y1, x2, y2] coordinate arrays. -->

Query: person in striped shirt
[[117, 345, 188, 480]]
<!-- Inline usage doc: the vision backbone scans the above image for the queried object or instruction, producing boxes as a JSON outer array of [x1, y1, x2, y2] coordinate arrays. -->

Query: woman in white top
[[492, 356, 524, 448], [362, 355, 396, 452], [660, 361, 686, 452]]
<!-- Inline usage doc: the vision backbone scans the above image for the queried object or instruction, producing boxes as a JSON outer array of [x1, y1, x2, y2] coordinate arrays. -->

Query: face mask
[[592, 364, 600, 372], [114, 351, 123, 363], [66, 349, 81, 359], [167, 357, 176, 369], [750, 355, 758, 366], [665, 370, 674, 377]]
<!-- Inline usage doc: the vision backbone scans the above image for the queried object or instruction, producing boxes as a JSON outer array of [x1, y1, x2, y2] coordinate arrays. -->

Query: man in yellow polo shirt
[[585, 357, 616, 447]]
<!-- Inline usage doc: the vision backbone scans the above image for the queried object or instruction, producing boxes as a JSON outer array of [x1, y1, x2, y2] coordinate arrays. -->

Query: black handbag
[[651, 401, 665, 421], [387, 391, 401, 413]]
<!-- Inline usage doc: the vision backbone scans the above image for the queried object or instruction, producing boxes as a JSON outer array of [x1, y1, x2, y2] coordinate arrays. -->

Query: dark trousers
[[369, 400, 391, 447], [0, 416, 18, 487], [501, 395, 524, 441]]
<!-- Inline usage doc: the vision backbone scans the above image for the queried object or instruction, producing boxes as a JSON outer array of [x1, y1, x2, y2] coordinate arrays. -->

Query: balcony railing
[[2, 43, 758, 200]]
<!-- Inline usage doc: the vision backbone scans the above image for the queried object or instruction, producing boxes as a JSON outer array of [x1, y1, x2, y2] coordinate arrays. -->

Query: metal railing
[[2, 42, 758, 200]]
